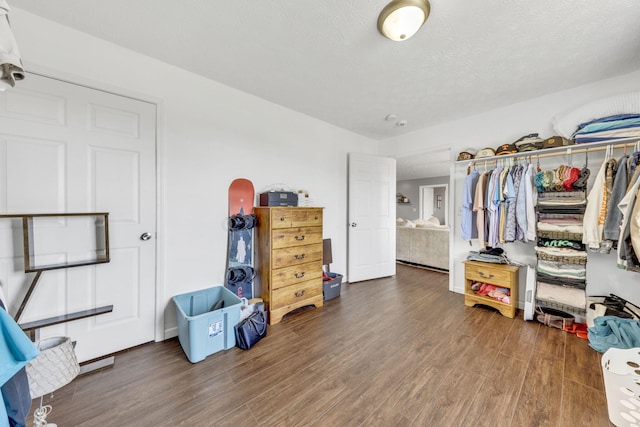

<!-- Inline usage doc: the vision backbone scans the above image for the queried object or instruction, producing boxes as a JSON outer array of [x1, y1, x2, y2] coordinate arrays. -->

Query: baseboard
[[164, 326, 178, 339], [79, 355, 115, 374]]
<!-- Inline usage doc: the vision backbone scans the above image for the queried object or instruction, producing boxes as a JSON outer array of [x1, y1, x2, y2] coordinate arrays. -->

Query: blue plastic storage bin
[[323, 272, 342, 301], [173, 286, 242, 363]]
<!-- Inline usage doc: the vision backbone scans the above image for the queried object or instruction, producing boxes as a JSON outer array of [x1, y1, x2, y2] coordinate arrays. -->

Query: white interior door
[[420, 187, 435, 219], [347, 153, 396, 282], [0, 73, 156, 362]]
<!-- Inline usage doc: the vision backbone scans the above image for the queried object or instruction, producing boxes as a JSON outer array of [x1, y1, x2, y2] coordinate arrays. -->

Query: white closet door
[[0, 73, 156, 362]]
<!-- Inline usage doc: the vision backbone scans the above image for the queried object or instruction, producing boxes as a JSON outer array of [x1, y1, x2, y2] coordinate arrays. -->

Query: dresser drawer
[[271, 208, 323, 229], [272, 260, 322, 290], [272, 244, 323, 269], [465, 263, 513, 288], [272, 226, 322, 249], [271, 278, 322, 310]]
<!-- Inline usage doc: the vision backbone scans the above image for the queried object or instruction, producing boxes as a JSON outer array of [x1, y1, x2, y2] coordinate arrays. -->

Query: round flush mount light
[[377, 0, 431, 41]]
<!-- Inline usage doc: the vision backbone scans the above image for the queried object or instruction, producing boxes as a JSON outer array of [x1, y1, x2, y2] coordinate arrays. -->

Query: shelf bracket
[[14, 270, 42, 323]]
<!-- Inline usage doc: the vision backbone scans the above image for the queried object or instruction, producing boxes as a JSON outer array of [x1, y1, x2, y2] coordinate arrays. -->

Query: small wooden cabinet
[[254, 207, 324, 324], [463, 260, 519, 318]]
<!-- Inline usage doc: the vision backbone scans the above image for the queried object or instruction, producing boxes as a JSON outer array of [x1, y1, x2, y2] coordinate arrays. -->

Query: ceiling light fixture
[[377, 0, 431, 41]]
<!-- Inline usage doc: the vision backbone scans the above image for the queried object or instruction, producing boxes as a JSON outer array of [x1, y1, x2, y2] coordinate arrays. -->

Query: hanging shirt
[[617, 175, 640, 269], [473, 171, 489, 247], [515, 165, 528, 241], [583, 160, 608, 250], [485, 168, 501, 246], [604, 155, 629, 241], [461, 170, 480, 241], [629, 187, 640, 271], [524, 164, 537, 242], [504, 168, 517, 242], [487, 168, 502, 247], [498, 167, 509, 243]]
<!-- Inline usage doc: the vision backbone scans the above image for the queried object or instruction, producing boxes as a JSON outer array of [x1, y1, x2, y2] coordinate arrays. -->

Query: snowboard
[[226, 178, 256, 299]]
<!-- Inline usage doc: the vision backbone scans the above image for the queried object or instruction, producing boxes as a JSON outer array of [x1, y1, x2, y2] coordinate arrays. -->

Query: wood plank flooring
[[30, 264, 611, 426]]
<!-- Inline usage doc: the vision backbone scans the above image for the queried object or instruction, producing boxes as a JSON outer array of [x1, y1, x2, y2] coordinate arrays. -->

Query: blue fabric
[[574, 118, 640, 135], [0, 307, 39, 427], [461, 170, 479, 241], [575, 136, 634, 143], [588, 316, 640, 353], [0, 308, 38, 385], [575, 114, 640, 130], [1, 368, 29, 427]]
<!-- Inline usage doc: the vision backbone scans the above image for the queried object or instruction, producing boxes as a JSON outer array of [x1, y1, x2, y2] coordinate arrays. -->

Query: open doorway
[[419, 184, 448, 226]]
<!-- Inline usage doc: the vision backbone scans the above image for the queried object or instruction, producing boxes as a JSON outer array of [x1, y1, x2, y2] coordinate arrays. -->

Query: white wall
[[11, 9, 378, 338], [384, 69, 640, 308]]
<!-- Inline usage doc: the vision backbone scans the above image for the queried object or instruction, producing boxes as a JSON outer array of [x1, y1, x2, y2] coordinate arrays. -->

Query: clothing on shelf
[[534, 165, 589, 318], [470, 281, 511, 304], [572, 114, 640, 144]]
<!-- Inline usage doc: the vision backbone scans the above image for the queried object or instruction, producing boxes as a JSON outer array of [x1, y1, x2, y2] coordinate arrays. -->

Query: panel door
[[347, 153, 396, 282], [0, 73, 156, 362]]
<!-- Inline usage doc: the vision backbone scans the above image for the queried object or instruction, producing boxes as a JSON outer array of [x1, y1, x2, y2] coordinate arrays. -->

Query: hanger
[[584, 148, 588, 168]]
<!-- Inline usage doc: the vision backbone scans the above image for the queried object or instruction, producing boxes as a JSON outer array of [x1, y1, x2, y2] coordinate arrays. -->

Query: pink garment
[[473, 171, 489, 247]]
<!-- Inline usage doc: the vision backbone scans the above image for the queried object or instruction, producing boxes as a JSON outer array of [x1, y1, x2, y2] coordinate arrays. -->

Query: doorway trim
[[418, 184, 448, 226]]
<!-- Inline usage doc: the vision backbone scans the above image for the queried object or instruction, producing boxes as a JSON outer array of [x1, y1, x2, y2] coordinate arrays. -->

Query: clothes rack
[[457, 137, 640, 167]]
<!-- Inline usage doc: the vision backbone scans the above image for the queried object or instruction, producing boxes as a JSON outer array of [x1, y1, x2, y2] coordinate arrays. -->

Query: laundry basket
[[26, 336, 80, 398], [601, 347, 640, 426]]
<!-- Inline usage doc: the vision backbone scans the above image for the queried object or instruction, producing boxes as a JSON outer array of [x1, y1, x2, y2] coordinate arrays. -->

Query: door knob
[[140, 232, 152, 241], [350, 223, 357, 227]]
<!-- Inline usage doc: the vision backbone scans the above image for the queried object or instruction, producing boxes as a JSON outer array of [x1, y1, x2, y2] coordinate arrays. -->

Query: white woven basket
[[26, 336, 80, 398]]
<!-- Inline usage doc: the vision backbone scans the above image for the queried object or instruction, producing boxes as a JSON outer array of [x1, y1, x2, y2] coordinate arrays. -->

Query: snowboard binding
[[229, 213, 257, 231]]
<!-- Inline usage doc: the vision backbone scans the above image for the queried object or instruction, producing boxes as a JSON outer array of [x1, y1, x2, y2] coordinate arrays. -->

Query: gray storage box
[[323, 272, 342, 301], [259, 191, 298, 207]]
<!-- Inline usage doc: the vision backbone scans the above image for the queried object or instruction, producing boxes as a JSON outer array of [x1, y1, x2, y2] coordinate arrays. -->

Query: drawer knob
[[295, 290, 305, 298], [479, 272, 494, 279], [280, 216, 286, 221], [295, 235, 305, 241], [294, 254, 306, 260], [294, 272, 305, 279]]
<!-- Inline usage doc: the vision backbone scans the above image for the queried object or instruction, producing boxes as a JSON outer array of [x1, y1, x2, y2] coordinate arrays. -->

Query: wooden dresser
[[463, 260, 519, 318], [254, 207, 324, 324]]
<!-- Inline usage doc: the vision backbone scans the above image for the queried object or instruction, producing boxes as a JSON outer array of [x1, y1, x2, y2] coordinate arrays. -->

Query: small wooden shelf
[[0, 212, 112, 329], [463, 260, 519, 318], [20, 305, 113, 333], [23, 259, 111, 273]]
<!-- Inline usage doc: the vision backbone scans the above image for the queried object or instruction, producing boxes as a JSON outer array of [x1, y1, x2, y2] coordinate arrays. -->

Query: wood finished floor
[[31, 264, 611, 426]]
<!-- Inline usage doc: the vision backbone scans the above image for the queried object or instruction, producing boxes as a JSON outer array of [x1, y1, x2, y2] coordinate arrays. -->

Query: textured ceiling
[[14, 0, 640, 178]]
